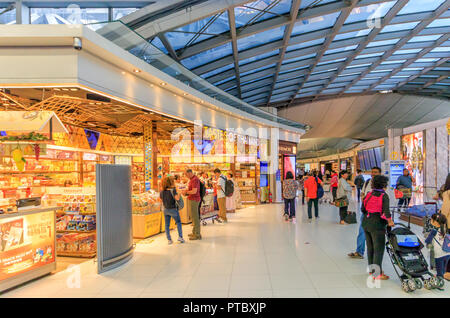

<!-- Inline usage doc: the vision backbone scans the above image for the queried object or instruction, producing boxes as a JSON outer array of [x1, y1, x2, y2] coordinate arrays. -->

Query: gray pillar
[[15, 0, 30, 24], [388, 128, 403, 161]]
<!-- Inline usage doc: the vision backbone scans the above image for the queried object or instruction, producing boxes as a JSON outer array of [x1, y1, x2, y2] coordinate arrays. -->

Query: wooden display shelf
[[1, 170, 80, 174], [57, 229, 96, 234], [0, 184, 68, 190], [57, 251, 96, 258]]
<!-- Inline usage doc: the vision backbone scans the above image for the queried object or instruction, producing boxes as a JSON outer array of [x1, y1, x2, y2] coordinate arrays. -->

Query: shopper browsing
[[348, 167, 381, 259], [304, 171, 322, 222], [396, 169, 413, 209], [361, 175, 395, 280], [182, 169, 202, 240], [160, 176, 184, 244], [214, 168, 228, 223], [282, 171, 298, 223], [336, 170, 354, 225]]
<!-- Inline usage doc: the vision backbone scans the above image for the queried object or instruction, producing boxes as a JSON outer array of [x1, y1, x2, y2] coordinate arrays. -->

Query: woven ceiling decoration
[[0, 91, 192, 138]]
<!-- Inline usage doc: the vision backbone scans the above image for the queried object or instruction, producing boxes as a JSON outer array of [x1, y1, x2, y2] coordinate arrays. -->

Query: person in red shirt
[[330, 170, 339, 202], [182, 169, 201, 240], [304, 171, 323, 222]]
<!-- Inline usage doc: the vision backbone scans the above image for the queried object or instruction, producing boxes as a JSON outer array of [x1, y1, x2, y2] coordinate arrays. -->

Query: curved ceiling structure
[[278, 92, 450, 155], [123, 0, 450, 107]]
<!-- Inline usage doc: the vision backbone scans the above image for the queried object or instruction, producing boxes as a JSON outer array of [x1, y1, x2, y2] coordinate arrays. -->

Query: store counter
[[0, 207, 57, 293]]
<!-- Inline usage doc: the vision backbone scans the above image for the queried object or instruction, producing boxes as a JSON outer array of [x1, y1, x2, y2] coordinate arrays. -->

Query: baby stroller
[[386, 222, 445, 292]]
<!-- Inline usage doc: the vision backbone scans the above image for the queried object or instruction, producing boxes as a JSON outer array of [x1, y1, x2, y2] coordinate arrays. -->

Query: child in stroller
[[386, 222, 441, 293]]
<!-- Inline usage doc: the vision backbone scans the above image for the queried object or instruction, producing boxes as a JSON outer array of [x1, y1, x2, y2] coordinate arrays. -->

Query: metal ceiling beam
[[228, 7, 242, 99], [286, 0, 359, 107], [264, 0, 302, 106], [157, 33, 179, 61], [313, 0, 410, 100], [346, 1, 450, 95]]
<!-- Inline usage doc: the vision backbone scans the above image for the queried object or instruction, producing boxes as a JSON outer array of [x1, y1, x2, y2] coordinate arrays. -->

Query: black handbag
[[345, 212, 357, 224]]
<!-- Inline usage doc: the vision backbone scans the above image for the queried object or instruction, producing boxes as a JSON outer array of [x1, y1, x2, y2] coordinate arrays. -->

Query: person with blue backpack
[[304, 171, 323, 223]]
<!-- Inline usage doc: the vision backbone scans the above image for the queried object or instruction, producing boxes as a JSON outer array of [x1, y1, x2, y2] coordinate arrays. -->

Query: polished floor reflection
[[3, 201, 450, 298]]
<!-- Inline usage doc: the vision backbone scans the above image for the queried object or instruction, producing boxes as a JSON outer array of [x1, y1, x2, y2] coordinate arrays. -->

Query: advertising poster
[[0, 211, 55, 281], [284, 155, 296, 179], [401, 132, 424, 192]]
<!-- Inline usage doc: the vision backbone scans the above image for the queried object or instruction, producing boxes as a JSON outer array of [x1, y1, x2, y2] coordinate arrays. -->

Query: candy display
[[56, 232, 96, 256], [132, 190, 161, 215]]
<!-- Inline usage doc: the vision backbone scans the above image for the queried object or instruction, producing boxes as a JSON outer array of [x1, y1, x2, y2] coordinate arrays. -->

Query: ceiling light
[[54, 88, 61, 91], [62, 88, 69, 91], [150, 84, 154, 87], [70, 88, 78, 91], [380, 90, 392, 94], [160, 82, 167, 86], [133, 69, 141, 73], [183, 93, 188, 96], [121, 71, 126, 75]]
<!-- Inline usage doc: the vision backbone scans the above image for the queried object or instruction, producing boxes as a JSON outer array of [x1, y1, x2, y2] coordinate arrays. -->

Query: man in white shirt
[[348, 167, 381, 259], [214, 168, 228, 223]]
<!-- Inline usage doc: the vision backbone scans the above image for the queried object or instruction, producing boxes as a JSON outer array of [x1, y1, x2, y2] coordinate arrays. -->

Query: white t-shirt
[[217, 175, 226, 199]]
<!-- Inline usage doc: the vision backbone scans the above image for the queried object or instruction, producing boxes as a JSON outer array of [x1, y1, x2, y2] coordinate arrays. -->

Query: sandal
[[348, 252, 364, 259]]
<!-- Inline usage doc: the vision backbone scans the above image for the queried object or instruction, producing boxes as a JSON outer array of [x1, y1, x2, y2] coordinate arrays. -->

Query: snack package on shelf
[[56, 232, 96, 255], [132, 190, 161, 215]]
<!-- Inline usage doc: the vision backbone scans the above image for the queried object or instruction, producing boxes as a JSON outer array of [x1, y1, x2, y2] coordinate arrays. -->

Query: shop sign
[[83, 153, 98, 161], [279, 141, 296, 155], [0, 211, 55, 281], [99, 155, 111, 162]]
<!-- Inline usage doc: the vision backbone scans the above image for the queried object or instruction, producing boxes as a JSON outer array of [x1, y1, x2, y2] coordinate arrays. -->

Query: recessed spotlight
[[380, 90, 392, 94], [160, 82, 167, 86], [62, 88, 69, 91], [70, 88, 78, 91], [121, 71, 126, 75], [200, 100, 204, 103], [54, 88, 61, 91], [183, 93, 188, 96], [150, 84, 154, 87], [133, 69, 141, 73]]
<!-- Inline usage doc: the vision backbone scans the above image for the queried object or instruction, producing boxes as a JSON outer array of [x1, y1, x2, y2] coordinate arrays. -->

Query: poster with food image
[[0, 211, 55, 281], [401, 132, 424, 192]]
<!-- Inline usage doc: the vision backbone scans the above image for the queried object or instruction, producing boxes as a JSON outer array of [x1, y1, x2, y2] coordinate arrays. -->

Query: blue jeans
[[435, 255, 450, 277], [164, 208, 183, 241], [284, 198, 296, 218], [356, 212, 366, 255]]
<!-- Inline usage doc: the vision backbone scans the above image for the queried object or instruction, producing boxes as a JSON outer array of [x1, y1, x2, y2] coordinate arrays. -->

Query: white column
[[15, 0, 30, 24]]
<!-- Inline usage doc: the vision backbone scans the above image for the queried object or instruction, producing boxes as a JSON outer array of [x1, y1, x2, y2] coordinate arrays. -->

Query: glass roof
[[166, 11, 229, 50], [291, 12, 340, 36], [127, 0, 450, 106]]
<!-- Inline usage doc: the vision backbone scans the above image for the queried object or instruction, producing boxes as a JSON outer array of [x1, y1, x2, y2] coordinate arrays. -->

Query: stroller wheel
[[433, 276, 445, 289], [414, 278, 423, 290], [401, 281, 410, 293], [424, 279, 433, 290], [407, 279, 417, 292]]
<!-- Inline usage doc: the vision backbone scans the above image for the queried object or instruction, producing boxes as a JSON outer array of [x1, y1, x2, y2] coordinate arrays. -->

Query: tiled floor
[[2, 201, 449, 298]]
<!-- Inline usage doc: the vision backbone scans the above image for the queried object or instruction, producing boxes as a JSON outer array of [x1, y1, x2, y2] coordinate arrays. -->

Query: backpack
[[221, 175, 234, 197], [363, 191, 388, 220], [315, 177, 324, 199]]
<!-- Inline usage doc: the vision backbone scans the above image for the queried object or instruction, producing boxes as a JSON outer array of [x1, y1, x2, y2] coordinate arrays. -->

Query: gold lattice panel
[[144, 125, 152, 190]]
